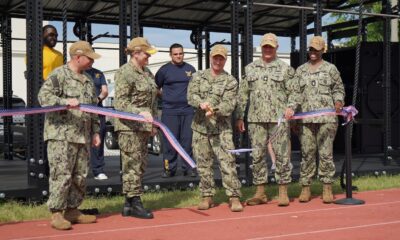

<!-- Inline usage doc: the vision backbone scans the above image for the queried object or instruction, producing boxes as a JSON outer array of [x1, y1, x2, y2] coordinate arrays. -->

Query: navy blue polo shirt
[[155, 62, 196, 115], [85, 67, 107, 97], [86, 67, 107, 107]]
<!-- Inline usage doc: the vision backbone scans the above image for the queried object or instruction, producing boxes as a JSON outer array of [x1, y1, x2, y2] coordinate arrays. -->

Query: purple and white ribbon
[[228, 106, 358, 154], [0, 104, 196, 168]]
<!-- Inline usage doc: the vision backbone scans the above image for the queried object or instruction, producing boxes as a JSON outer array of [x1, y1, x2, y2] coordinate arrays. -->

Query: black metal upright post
[[1, 15, 13, 161], [87, 22, 93, 44], [62, 0, 68, 63], [26, 0, 46, 193], [290, 35, 296, 53], [231, 0, 241, 176], [299, 0, 307, 65], [383, 0, 392, 165], [314, 0, 322, 36], [243, 0, 253, 66], [130, 0, 140, 38], [197, 28, 203, 70], [119, 0, 128, 66], [231, 0, 239, 79], [205, 30, 210, 69], [335, 0, 365, 205], [242, 0, 253, 181]]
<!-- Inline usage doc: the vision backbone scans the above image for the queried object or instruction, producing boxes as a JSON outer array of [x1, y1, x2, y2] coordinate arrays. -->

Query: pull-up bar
[[253, 2, 400, 19]]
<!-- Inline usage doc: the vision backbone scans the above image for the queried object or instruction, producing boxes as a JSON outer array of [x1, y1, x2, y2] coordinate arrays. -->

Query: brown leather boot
[[299, 186, 311, 202], [277, 184, 289, 206], [51, 211, 72, 230], [229, 197, 243, 212], [322, 184, 334, 203], [198, 197, 214, 210], [64, 208, 96, 224], [246, 184, 268, 206]]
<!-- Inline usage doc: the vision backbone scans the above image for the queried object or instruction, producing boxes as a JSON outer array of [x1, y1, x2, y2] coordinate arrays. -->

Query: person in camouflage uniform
[[114, 37, 158, 219], [38, 41, 101, 230], [296, 36, 345, 203], [236, 33, 300, 206], [188, 45, 243, 212]]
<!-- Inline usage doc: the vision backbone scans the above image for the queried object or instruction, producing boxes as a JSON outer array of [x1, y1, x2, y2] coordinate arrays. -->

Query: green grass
[[1, 174, 400, 224]]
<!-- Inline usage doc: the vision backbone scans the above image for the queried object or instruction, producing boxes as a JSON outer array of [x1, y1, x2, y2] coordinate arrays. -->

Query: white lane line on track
[[246, 220, 400, 240], [10, 200, 400, 240]]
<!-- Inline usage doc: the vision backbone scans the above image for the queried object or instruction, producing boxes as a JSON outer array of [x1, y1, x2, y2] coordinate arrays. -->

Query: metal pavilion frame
[[0, 0, 399, 200]]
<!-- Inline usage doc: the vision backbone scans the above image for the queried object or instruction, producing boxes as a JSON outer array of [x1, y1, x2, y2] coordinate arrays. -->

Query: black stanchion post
[[335, 123, 365, 205]]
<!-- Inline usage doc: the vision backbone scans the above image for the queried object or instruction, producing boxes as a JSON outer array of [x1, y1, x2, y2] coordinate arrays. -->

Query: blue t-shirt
[[155, 62, 196, 115]]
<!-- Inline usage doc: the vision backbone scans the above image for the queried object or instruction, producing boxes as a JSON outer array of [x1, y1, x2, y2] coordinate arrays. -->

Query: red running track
[[1, 188, 399, 240]]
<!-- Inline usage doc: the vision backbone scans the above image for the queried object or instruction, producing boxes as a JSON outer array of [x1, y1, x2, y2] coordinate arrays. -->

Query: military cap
[[309, 36, 325, 51], [210, 44, 228, 59], [69, 41, 101, 59], [260, 33, 278, 48], [127, 37, 157, 55]]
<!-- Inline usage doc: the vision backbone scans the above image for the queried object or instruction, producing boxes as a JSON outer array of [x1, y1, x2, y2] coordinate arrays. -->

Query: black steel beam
[[243, 0, 253, 66], [231, 0, 239, 80], [299, 0, 307, 65], [1, 14, 13, 161], [6, 0, 25, 12], [26, 0, 46, 187], [130, 0, 140, 38], [62, 0, 68, 63], [314, 0, 322, 35], [329, 28, 359, 40], [205, 30, 210, 69], [383, 0, 392, 164], [119, 0, 127, 65], [197, 28, 203, 70]]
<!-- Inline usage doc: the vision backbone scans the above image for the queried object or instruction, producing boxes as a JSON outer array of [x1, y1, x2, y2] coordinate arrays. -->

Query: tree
[[330, 0, 398, 47]]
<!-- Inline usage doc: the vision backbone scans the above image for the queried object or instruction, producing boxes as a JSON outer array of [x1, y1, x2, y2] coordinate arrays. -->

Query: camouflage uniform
[[38, 65, 100, 211], [188, 69, 242, 198], [296, 60, 345, 185], [114, 61, 158, 197], [237, 58, 300, 185]]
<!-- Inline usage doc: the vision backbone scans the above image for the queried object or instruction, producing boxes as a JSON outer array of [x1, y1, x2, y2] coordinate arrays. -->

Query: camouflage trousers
[[299, 123, 337, 185], [118, 132, 149, 197], [47, 140, 89, 211], [192, 130, 242, 198], [248, 122, 292, 185]]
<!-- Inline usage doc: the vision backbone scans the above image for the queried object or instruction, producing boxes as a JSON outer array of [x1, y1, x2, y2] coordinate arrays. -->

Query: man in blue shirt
[[155, 43, 196, 178], [86, 67, 109, 180]]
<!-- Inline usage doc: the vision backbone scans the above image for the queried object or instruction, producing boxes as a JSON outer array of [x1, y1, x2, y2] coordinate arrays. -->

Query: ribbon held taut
[[0, 104, 196, 169], [228, 106, 358, 154]]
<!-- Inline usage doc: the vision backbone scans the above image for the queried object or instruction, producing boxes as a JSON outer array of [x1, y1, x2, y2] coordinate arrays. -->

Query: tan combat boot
[[246, 184, 268, 206], [64, 208, 96, 224], [198, 197, 214, 210], [298, 186, 311, 202], [229, 197, 243, 212], [277, 184, 289, 206], [51, 211, 72, 230], [322, 184, 334, 203]]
